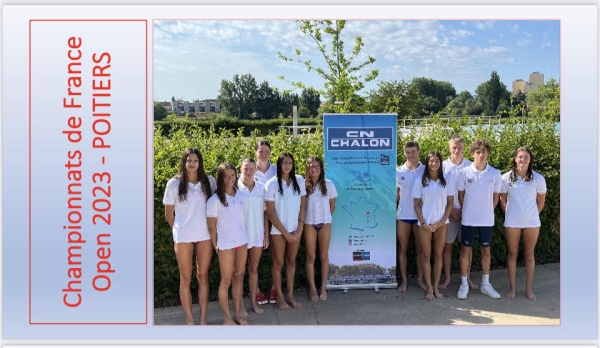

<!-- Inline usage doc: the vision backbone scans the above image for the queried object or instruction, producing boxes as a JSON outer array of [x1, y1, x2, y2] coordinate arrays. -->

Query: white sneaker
[[480, 283, 501, 299], [457, 284, 469, 300]]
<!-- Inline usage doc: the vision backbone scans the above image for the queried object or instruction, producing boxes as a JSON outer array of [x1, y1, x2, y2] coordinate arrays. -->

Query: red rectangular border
[[29, 19, 148, 325]]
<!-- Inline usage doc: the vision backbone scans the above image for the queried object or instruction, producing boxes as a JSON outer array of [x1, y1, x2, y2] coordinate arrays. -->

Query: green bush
[[154, 115, 559, 307], [154, 117, 321, 137]]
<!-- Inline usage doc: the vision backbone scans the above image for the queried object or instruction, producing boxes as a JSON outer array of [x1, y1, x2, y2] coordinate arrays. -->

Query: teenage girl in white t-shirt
[[238, 158, 270, 314], [413, 151, 455, 300], [162, 148, 216, 325], [207, 162, 249, 325], [304, 156, 338, 302], [265, 153, 306, 311], [254, 140, 277, 185], [499, 147, 547, 301]]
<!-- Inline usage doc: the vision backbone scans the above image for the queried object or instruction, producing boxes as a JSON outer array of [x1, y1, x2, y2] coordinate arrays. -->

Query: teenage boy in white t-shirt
[[396, 141, 426, 292], [441, 135, 476, 291], [456, 139, 503, 300]]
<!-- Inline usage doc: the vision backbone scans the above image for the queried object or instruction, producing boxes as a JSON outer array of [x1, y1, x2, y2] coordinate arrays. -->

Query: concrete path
[[154, 263, 559, 325]]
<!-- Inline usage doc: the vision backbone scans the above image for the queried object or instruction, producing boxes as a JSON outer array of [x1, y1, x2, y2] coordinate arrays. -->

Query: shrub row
[[153, 115, 559, 307], [154, 117, 321, 137]]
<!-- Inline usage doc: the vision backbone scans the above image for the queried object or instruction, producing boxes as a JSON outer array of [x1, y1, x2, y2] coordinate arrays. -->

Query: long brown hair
[[509, 147, 534, 183], [305, 156, 327, 197], [422, 151, 446, 187], [215, 162, 238, 207], [174, 148, 212, 202], [276, 153, 300, 195]]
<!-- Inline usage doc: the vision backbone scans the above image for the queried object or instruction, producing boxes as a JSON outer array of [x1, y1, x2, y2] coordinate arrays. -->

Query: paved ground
[[154, 263, 559, 325]]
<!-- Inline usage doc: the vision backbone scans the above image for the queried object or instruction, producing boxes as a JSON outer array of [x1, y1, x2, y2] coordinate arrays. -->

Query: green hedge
[[154, 117, 321, 137], [154, 115, 559, 307]]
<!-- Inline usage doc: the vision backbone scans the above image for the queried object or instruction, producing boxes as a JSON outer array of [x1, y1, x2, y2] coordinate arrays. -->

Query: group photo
[[152, 19, 560, 326]]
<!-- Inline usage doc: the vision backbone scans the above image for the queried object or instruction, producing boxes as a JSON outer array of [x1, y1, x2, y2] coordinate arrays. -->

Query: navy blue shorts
[[399, 219, 418, 225], [460, 225, 493, 247]]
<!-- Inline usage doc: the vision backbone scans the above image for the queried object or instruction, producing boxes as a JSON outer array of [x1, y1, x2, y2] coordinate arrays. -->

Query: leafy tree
[[528, 78, 560, 121], [217, 74, 258, 119], [254, 81, 278, 119], [300, 88, 321, 117], [526, 78, 558, 107], [511, 90, 527, 108], [445, 90, 476, 116], [475, 71, 510, 115], [411, 77, 456, 115], [366, 80, 421, 118], [278, 91, 300, 118], [278, 20, 378, 113], [298, 105, 311, 118], [171, 96, 176, 103], [154, 102, 168, 121]]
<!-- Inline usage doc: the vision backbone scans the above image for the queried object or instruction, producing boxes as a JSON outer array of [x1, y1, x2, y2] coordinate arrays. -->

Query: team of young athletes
[[163, 136, 547, 325]]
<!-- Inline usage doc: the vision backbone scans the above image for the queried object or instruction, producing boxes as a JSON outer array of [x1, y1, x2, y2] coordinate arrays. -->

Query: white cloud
[[473, 21, 494, 30], [451, 29, 474, 38], [474, 46, 509, 55], [517, 39, 532, 46], [541, 42, 551, 48], [488, 38, 497, 43], [154, 44, 171, 51], [510, 24, 519, 33]]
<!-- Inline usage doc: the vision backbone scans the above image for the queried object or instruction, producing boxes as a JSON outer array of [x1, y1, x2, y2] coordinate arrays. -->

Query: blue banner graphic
[[324, 114, 397, 290]]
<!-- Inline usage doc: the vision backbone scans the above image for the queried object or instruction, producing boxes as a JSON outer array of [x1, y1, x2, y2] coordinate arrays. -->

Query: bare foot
[[434, 289, 444, 299], [506, 289, 516, 299], [425, 289, 434, 300], [468, 280, 479, 290], [319, 289, 327, 301], [418, 280, 428, 292], [309, 289, 319, 302], [397, 282, 407, 292], [223, 319, 236, 325], [239, 307, 250, 319], [276, 297, 291, 311], [287, 295, 301, 309], [251, 304, 264, 314], [234, 317, 249, 325], [199, 319, 208, 325], [527, 290, 537, 301], [440, 277, 451, 290], [185, 319, 195, 325]]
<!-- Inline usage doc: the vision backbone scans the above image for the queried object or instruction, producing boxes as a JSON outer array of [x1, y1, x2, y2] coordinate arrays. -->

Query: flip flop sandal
[[256, 292, 268, 305], [268, 289, 277, 304]]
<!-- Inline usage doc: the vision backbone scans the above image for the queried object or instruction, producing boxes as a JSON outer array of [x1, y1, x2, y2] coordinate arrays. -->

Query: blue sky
[[154, 20, 559, 102]]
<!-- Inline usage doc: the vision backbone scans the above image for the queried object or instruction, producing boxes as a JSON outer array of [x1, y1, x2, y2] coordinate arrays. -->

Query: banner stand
[[324, 113, 398, 291]]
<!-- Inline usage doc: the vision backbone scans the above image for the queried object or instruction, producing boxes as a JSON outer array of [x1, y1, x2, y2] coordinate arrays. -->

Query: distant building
[[512, 71, 545, 96], [158, 101, 172, 112], [165, 99, 221, 114]]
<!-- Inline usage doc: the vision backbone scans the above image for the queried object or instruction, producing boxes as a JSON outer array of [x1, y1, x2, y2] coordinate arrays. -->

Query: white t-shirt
[[162, 176, 216, 243], [305, 179, 338, 224], [206, 191, 249, 250], [254, 162, 277, 185], [396, 162, 425, 219], [238, 179, 267, 248], [501, 170, 547, 228], [443, 157, 472, 210], [457, 163, 503, 227], [264, 174, 306, 235], [412, 174, 456, 225]]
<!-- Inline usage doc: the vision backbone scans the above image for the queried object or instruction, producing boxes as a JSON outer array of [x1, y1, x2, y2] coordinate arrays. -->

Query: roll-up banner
[[324, 114, 398, 290]]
